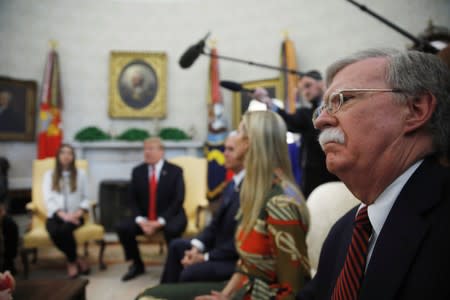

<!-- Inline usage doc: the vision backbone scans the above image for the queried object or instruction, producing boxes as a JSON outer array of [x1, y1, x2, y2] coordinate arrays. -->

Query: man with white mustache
[[297, 49, 450, 300]]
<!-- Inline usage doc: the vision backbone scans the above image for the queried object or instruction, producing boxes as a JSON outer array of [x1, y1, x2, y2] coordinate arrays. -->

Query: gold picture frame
[[232, 77, 282, 128], [109, 51, 167, 118], [0, 77, 37, 141]]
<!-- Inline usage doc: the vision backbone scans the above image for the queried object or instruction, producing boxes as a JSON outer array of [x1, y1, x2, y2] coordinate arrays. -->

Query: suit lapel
[[157, 161, 168, 197], [360, 158, 444, 300]]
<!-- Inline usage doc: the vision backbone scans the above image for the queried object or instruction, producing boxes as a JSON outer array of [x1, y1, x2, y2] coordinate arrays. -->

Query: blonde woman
[[197, 110, 310, 300], [43, 144, 90, 278]]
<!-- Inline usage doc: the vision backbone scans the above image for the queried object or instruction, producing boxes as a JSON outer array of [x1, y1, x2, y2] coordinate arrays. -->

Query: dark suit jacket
[[298, 156, 450, 300], [129, 161, 187, 240], [196, 181, 240, 262], [277, 105, 337, 197]]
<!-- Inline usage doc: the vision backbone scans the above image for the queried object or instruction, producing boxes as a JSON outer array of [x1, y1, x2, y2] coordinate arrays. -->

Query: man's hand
[[252, 87, 273, 109], [181, 247, 205, 267], [138, 220, 163, 236]]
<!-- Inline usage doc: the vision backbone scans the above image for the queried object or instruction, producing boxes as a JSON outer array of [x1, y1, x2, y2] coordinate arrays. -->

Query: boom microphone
[[179, 32, 210, 69], [220, 80, 255, 93]]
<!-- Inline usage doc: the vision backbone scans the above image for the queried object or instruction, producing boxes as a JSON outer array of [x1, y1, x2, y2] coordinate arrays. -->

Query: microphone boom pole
[[201, 50, 304, 76], [346, 0, 439, 54]]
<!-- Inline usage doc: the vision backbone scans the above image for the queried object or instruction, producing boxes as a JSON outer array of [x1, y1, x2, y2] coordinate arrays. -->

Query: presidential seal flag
[[37, 42, 63, 159], [205, 45, 230, 200]]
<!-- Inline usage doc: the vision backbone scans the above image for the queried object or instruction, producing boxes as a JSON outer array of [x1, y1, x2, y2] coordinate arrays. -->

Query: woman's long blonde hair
[[239, 111, 309, 234], [52, 144, 77, 192]]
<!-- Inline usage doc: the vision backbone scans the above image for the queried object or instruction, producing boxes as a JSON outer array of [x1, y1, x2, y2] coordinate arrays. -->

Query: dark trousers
[[1, 215, 18, 272], [161, 238, 236, 284], [116, 218, 146, 266], [46, 215, 83, 262], [116, 217, 183, 266]]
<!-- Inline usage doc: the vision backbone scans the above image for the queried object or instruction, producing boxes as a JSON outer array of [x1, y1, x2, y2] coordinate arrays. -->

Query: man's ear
[[236, 139, 249, 164], [404, 92, 437, 134]]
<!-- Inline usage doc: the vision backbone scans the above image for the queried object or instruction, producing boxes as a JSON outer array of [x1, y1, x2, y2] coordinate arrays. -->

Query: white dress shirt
[[43, 169, 90, 218], [135, 159, 166, 225]]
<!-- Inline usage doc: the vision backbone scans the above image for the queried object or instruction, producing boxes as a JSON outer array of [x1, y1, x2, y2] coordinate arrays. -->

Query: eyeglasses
[[312, 88, 404, 122]]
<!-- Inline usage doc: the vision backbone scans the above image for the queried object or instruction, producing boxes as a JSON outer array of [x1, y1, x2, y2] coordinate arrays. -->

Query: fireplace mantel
[[72, 140, 204, 159]]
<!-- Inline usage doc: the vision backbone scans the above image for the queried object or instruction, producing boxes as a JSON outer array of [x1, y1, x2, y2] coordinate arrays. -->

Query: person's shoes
[[121, 263, 145, 281], [67, 262, 79, 279], [77, 258, 91, 275]]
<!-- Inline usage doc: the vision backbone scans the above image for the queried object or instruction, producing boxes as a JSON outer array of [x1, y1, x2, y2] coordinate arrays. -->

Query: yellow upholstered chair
[[137, 156, 209, 252], [306, 181, 360, 277], [20, 158, 106, 278], [170, 156, 209, 237]]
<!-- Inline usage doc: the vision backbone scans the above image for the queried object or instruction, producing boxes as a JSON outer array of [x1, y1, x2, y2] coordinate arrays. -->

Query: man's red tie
[[332, 206, 372, 300], [148, 166, 157, 220]]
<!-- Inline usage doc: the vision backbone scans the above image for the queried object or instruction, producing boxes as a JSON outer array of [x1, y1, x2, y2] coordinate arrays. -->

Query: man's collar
[[362, 159, 423, 237], [149, 159, 164, 173], [233, 169, 246, 186]]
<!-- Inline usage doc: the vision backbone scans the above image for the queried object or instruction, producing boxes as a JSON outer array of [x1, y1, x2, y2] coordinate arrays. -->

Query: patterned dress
[[235, 179, 310, 299]]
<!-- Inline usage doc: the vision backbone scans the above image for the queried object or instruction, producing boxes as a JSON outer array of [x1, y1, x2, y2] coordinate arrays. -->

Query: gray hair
[[326, 48, 450, 156]]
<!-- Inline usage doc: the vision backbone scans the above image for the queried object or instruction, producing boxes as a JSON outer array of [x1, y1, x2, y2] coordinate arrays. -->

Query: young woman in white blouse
[[43, 144, 90, 278]]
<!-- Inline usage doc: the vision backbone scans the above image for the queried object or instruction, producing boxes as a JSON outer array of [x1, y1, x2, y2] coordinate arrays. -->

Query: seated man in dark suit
[[297, 49, 450, 300], [116, 137, 187, 281], [160, 132, 245, 283], [0, 157, 19, 275]]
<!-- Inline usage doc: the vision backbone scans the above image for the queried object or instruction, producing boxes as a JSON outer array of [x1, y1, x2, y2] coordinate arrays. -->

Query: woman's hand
[[195, 290, 229, 300], [0, 271, 15, 300], [0, 289, 12, 300], [65, 214, 80, 225], [58, 211, 80, 225]]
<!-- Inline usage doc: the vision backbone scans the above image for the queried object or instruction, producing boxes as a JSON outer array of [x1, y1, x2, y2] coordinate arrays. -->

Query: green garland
[[116, 128, 151, 141], [74, 126, 111, 141], [74, 126, 191, 142], [159, 127, 191, 141]]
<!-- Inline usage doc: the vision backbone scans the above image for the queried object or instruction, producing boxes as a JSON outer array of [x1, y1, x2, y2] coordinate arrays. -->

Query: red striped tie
[[148, 166, 157, 220], [332, 206, 372, 300]]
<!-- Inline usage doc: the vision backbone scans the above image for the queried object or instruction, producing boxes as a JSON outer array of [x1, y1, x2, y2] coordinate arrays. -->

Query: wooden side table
[[14, 278, 89, 300]]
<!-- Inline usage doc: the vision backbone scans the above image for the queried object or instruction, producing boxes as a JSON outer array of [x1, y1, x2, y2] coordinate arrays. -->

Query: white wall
[[1, 0, 449, 190]]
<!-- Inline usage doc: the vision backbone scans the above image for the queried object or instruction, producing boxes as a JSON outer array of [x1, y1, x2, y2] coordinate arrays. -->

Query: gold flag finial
[[208, 38, 217, 48], [49, 39, 58, 50]]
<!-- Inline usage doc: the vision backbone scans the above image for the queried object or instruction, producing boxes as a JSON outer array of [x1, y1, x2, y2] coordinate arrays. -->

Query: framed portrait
[[109, 51, 167, 118], [232, 77, 282, 129], [0, 77, 37, 141]]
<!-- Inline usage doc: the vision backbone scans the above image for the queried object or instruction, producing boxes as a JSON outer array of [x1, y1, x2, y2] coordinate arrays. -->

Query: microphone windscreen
[[179, 44, 203, 68], [220, 80, 243, 92]]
